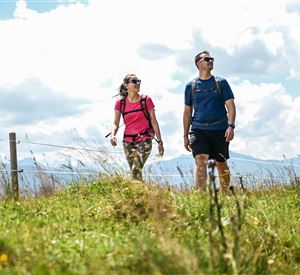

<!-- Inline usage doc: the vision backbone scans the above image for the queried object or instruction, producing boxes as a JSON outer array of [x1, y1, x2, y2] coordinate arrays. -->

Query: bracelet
[[183, 135, 188, 137], [157, 140, 163, 145]]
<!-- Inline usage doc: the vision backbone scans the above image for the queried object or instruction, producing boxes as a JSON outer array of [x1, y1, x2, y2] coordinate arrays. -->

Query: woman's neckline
[[127, 95, 141, 103]]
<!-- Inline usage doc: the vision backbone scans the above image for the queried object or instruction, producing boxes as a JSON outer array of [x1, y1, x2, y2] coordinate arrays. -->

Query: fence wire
[[1, 137, 299, 181]]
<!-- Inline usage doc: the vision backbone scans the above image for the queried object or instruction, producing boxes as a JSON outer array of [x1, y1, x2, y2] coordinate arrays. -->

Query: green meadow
[[0, 177, 300, 274]]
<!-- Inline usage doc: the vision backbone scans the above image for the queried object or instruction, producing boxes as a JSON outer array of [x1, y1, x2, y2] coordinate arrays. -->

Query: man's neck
[[199, 71, 212, 80]]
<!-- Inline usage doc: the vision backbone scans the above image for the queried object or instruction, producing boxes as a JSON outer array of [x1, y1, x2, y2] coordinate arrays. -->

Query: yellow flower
[[248, 216, 261, 226], [0, 254, 8, 264]]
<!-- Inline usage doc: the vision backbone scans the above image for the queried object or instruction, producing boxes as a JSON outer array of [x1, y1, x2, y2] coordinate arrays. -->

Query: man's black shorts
[[189, 129, 229, 162]]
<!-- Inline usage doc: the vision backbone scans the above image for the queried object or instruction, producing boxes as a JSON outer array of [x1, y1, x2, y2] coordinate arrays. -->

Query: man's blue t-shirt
[[184, 76, 234, 130]]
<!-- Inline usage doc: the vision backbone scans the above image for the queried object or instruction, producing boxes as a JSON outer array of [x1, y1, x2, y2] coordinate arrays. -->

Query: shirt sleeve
[[114, 99, 121, 112], [184, 82, 192, 106], [146, 95, 155, 111], [221, 79, 235, 101]]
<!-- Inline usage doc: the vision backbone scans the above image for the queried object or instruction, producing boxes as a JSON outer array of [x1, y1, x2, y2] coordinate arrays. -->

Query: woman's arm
[[149, 109, 164, 156], [110, 109, 121, 146]]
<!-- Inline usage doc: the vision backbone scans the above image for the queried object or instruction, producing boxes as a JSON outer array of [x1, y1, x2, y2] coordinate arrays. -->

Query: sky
[[0, 0, 300, 164]]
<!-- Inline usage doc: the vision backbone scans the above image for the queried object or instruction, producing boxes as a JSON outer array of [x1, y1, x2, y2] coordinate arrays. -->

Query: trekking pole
[[105, 123, 124, 138], [105, 132, 112, 138], [153, 137, 160, 144]]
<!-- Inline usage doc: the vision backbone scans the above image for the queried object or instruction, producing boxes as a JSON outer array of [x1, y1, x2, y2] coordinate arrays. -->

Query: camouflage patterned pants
[[123, 138, 152, 181]]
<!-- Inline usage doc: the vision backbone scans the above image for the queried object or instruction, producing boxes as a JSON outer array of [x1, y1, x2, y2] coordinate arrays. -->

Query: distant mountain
[[144, 151, 300, 187], [1, 152, 299, 194]]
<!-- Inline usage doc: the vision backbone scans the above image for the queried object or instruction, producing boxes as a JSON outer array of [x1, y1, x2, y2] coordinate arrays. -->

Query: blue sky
[[0, 0, 300, 162], [0, 0, 88, 19]]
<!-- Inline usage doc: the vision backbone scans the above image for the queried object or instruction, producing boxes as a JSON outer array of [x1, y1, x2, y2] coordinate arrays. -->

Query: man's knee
[[195, 154, 209, 166], [215, 160, 229, 170]]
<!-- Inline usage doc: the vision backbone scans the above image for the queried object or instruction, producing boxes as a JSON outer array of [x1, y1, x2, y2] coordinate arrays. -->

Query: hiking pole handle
[[104, 123, 124, 139], [105, 132, 112, 138]]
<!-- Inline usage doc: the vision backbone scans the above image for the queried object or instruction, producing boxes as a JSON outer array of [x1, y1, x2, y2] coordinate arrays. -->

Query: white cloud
[[232, 80, 300, 159], [0, 0, 300, 162]]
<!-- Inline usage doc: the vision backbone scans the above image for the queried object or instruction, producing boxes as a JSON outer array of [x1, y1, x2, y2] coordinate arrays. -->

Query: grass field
[[0, 176, 300, 274]]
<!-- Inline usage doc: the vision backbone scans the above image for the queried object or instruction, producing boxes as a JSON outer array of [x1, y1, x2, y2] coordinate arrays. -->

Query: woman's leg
[[133, 139, 152, 181], [123, 141, 136, 178]]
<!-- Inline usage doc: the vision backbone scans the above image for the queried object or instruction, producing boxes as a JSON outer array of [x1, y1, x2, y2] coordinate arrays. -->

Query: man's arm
[[226, 99, 236, 125], [183, 105, 192, 151], [224, 99, 236, 142]]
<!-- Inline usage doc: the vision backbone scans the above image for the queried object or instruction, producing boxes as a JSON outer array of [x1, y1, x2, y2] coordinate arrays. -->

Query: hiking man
[[183, 50, 236, 192], [110, 74, 164, 181]]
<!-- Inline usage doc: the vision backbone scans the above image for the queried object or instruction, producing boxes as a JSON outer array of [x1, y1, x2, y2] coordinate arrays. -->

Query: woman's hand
[[158, 141, 164, 156], [110, 135, 117, 146]]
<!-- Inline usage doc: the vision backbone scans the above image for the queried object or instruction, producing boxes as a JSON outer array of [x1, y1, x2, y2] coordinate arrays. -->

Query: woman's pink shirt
[[115, 95, 155, 142]]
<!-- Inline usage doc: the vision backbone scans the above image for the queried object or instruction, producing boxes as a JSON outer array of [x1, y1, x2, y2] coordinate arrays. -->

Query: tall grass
[[0, 175, 300, 274], [0, 139, 300, 273]]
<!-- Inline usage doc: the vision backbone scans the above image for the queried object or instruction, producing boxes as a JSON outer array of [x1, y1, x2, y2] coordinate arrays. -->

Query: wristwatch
[[228, 123, 235, 129]]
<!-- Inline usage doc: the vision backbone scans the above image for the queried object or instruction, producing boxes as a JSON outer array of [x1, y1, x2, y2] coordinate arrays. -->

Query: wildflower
[[249, 216, 261, 225], [0, 253, 8, 264]]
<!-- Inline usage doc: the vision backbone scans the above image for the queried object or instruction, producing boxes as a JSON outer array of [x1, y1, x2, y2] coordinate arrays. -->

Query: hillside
[[0, 177, 300, 274]]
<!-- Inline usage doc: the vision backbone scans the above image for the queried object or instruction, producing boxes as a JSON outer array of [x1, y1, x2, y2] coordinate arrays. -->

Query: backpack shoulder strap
[[214, 76, 224, 103], [191, 78, 197, 97], [140, 93, 147, 109], [140, 94, 152, 128], [189, 78, 198, 125]]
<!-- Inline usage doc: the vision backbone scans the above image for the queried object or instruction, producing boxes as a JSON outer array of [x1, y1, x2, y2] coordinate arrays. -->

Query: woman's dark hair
[[117, 74, 137, 98]]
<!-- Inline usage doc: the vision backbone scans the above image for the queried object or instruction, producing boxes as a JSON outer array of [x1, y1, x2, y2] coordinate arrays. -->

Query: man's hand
[[184, 136, 191, 152], [225, 127, 234, 142]]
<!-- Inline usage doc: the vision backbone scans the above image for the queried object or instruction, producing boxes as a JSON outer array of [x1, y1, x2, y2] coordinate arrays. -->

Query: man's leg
[[194, 154, 209, 191], [215, 160, 230, 193]]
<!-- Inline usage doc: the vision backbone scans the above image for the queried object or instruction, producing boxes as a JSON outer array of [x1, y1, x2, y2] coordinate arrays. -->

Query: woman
[[110, 74, 164, 180]]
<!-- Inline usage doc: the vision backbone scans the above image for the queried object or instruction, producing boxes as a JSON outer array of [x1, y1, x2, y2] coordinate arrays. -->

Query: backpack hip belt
[[192, 117, 227, 126], [123, 128, 153, 142]]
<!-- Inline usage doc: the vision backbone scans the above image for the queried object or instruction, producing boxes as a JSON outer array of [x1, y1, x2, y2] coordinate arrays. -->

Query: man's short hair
[[194, 50, 210, 68]]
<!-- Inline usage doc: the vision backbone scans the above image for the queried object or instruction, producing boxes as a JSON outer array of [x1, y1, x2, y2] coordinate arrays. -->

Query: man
[[183, 50, 236, 192]]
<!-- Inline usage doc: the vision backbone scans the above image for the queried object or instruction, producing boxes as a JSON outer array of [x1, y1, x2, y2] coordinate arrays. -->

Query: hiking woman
[[110, 74, 164, 180]]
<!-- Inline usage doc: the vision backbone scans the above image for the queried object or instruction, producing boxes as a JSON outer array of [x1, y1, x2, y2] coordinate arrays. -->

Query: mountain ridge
[[2, 151, 299, 191]]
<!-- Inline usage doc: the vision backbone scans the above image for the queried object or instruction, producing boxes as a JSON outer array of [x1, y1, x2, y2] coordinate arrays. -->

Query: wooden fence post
[[9, 132, 19, 200]]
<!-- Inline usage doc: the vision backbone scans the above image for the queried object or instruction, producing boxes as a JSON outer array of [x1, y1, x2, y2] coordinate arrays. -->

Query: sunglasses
[[129, 79, 141, 84], [200, 57, 214, 62]]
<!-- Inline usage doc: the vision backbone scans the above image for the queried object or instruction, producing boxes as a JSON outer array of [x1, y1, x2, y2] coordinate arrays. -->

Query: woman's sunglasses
[[129, 79, 141, 84]]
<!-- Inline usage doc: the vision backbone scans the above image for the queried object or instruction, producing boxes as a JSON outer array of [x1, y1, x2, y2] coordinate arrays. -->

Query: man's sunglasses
[[129, 79, 141, 84], [200, 57, 214, 62]]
